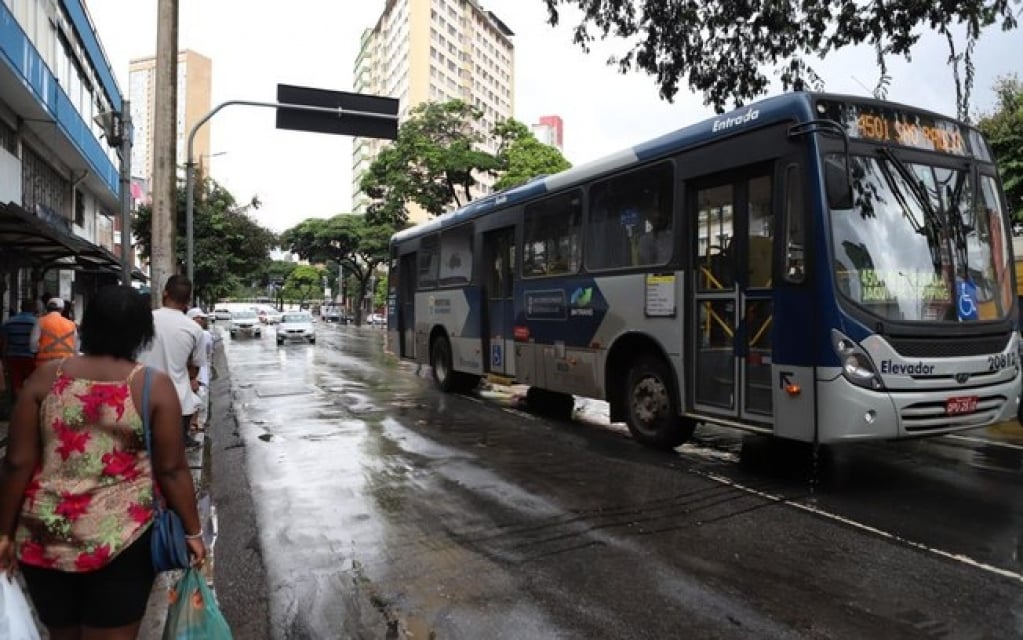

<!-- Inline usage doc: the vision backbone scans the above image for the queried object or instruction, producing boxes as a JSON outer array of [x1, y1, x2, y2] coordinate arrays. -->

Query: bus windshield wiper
[[877, 148, 945, 271]]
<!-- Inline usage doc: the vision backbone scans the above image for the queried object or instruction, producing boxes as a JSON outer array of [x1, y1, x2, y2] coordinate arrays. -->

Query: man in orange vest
[[30, 297, 78, 364]]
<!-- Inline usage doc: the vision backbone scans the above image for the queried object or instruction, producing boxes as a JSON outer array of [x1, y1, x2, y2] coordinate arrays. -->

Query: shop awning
[[0, 201, 146, 281]]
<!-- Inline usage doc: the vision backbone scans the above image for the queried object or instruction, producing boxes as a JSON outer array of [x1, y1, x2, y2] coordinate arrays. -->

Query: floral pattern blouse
[[16, 362, 155, 572]]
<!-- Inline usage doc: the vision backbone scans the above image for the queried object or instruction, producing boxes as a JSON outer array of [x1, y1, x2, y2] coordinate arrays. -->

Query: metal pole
[[119, 101, 133, 286], [184, 99, 398, 283], [185, 155, 195, 284]]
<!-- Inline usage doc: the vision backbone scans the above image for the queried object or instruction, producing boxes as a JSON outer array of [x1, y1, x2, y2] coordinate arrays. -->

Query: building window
[[74, 188, 85, 226]]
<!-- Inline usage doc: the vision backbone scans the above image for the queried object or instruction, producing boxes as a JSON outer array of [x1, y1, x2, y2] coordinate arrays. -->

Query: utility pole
[[118, 101, 133, 286], [150, 0, 179, 305]]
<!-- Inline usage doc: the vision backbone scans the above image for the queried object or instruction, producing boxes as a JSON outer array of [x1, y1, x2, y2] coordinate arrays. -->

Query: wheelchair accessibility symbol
[[957, 280, 978, 321], [491, 344, 503, 368]]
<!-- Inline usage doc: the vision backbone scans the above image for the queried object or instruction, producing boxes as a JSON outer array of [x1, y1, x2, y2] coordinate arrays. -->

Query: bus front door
[[691, 173, 775, 425], [398, 253, 417, 359], [483, 227, 515, 378]]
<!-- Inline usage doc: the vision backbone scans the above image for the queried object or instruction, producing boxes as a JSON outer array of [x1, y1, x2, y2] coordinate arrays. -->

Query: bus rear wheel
[[624, 356, 694, 449]]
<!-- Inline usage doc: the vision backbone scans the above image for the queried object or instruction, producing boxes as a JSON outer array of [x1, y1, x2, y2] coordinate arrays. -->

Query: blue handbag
[[141, 367, 191, 572]]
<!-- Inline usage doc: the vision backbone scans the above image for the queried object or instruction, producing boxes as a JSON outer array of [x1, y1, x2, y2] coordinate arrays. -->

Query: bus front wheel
[[624, 356, 694, 449]]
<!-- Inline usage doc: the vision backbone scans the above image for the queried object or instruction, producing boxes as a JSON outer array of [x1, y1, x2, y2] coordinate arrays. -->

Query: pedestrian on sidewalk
[[30, 298, 78, 365], [186, 308, 213, 432], [0, 284, 206, 640], [138, 276, 207, 450], [1, 299, 38, 400]]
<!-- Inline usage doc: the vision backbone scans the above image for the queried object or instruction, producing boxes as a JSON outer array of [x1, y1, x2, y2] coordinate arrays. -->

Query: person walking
[[0, 300, 38, 399], [138, 276, 207, 449], [186, 307, 213, 431], [30, 298, 78, 365], [0, 285, 206, 640]]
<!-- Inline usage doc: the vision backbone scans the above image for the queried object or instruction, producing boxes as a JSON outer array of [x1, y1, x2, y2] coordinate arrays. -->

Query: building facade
[[352, 0, 515, 223], [129, 49, 212, 189], [531, 114, 563, 152], [0, 0, 130, 321]]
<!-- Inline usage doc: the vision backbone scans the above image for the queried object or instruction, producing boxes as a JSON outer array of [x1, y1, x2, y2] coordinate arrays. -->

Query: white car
[[256, 305, 283, 325], [277, 312, 316, 345], [212, 307, 232, 322], [228, 310, 262, 338]]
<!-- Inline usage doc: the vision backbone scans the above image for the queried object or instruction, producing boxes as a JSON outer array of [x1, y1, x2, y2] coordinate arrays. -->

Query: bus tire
[[431, 336, 457, 392], [624, 356, 694, 449], [430, 336, 479, 393]]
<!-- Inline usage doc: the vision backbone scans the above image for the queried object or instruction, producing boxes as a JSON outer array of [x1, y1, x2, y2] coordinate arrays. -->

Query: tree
[[282, 264, 323, 308], [279, 214, 394, 324], [135, 177, 276, 306], [492, 119, 572, 191], [361, 100, 499, 226], [976, 76, 1023, 220], [541, 1, 1019, 113]]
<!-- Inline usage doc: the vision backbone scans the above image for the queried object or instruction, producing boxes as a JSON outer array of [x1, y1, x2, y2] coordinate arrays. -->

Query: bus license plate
[[945, 396, 978, 415]]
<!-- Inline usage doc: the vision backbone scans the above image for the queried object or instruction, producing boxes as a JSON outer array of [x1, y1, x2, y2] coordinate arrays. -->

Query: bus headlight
[[831, 330, 884, 390]]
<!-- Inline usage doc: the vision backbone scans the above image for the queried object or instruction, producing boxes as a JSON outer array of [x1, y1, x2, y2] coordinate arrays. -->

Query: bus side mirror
[[824, 156, 853, 210]]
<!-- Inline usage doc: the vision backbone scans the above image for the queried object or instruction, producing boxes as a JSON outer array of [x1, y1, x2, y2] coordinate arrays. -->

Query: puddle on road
[[256, 383, 317, 398]]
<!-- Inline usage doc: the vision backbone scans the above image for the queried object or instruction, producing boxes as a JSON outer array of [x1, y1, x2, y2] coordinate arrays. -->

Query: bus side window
[[587, 163, 674, 270], [784, 164, 806, 283], [524, 190, 583, 277], [418, 234, 439, 288]]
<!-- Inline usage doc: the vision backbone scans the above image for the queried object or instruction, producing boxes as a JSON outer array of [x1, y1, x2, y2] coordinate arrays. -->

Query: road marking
[[942, 434, 1023, 452], [692, 468, 1023, 584]]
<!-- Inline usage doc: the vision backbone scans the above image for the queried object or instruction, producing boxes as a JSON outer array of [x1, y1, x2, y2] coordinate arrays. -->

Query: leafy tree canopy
[[492, 119, 572, 191], [283, 264, 323, 307], [362, 104, 572, 226], [279, 214, 395, 324], [541, 0, 1019, 112], [135, 177, 276, 306], [361, 100, 498, 224], [976, 75, 1023, 219]]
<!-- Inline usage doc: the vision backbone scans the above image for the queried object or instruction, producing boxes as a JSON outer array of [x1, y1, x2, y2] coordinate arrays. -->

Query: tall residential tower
[[353, 0, 515, 222], [129, 49, 212, 192]]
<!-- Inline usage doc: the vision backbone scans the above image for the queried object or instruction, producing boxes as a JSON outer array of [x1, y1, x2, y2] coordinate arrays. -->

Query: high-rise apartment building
[[531, 115, 564, 152], [129, 50, 212, 190], [352, 0, 515, 222]]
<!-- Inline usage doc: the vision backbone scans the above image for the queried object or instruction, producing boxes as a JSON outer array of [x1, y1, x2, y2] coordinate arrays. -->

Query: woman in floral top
[[0, 285, 206, 640]]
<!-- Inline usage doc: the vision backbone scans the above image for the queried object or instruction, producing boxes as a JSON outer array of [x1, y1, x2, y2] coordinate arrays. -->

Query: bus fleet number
[[987, 353, 1017, 372]]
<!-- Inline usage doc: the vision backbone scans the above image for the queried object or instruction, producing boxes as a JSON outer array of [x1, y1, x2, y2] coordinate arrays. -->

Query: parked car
[[277, 312, 316, 345], [228, 310, 262, 338], [367, 312, 386, 326], [212, 307, 232, 322]]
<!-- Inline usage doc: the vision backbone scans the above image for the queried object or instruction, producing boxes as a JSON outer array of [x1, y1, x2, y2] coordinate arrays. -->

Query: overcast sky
[[83, 1, 1019, 233]]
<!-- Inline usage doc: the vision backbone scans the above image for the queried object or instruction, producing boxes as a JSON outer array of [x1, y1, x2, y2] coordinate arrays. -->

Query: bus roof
[[390, 91, 963, 246]]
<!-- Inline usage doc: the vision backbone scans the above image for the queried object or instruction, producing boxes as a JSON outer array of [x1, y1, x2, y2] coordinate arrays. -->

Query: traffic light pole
[[185, 99, 397, 286]]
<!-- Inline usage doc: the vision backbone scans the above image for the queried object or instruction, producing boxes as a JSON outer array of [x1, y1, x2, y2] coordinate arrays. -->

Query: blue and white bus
[[387, 92, 1021, 449]]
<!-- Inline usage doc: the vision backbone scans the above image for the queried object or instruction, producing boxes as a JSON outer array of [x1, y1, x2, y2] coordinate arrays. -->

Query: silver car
[[277, 312, 316, 345], [228, 310, 262, 338]]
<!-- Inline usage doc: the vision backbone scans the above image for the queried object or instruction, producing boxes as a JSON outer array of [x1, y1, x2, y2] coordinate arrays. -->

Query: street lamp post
[[184, 98, 398, 286], [95, 102, 133, 286]]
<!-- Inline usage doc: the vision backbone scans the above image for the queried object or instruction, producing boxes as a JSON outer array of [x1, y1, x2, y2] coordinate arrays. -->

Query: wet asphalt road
[[218, 321, 1023, 639]]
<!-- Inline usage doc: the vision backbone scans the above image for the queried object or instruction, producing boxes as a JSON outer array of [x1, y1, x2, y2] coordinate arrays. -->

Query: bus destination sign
[[818, 100, 976, 157]]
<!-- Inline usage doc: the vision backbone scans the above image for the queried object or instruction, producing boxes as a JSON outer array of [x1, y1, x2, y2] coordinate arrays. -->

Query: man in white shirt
[[186, 307, 214, 431], [138, 276, 207, 449]]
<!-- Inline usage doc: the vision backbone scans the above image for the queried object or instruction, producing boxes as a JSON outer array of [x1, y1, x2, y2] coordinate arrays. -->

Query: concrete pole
[[119, 101, 133, 286], [149, 0, 179, 306]]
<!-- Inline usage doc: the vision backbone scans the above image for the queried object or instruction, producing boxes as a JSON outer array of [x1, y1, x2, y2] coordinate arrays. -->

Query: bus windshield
[[830, 153, 1012, 323]]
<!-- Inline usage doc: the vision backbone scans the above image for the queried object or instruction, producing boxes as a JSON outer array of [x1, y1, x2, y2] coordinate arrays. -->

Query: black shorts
[[20, 527, 156, 629]]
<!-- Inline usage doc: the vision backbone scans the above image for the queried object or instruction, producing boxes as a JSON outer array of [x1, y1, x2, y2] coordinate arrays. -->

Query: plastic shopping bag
[[162, 568, 233, 640], [0, 575, 41, 640]]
